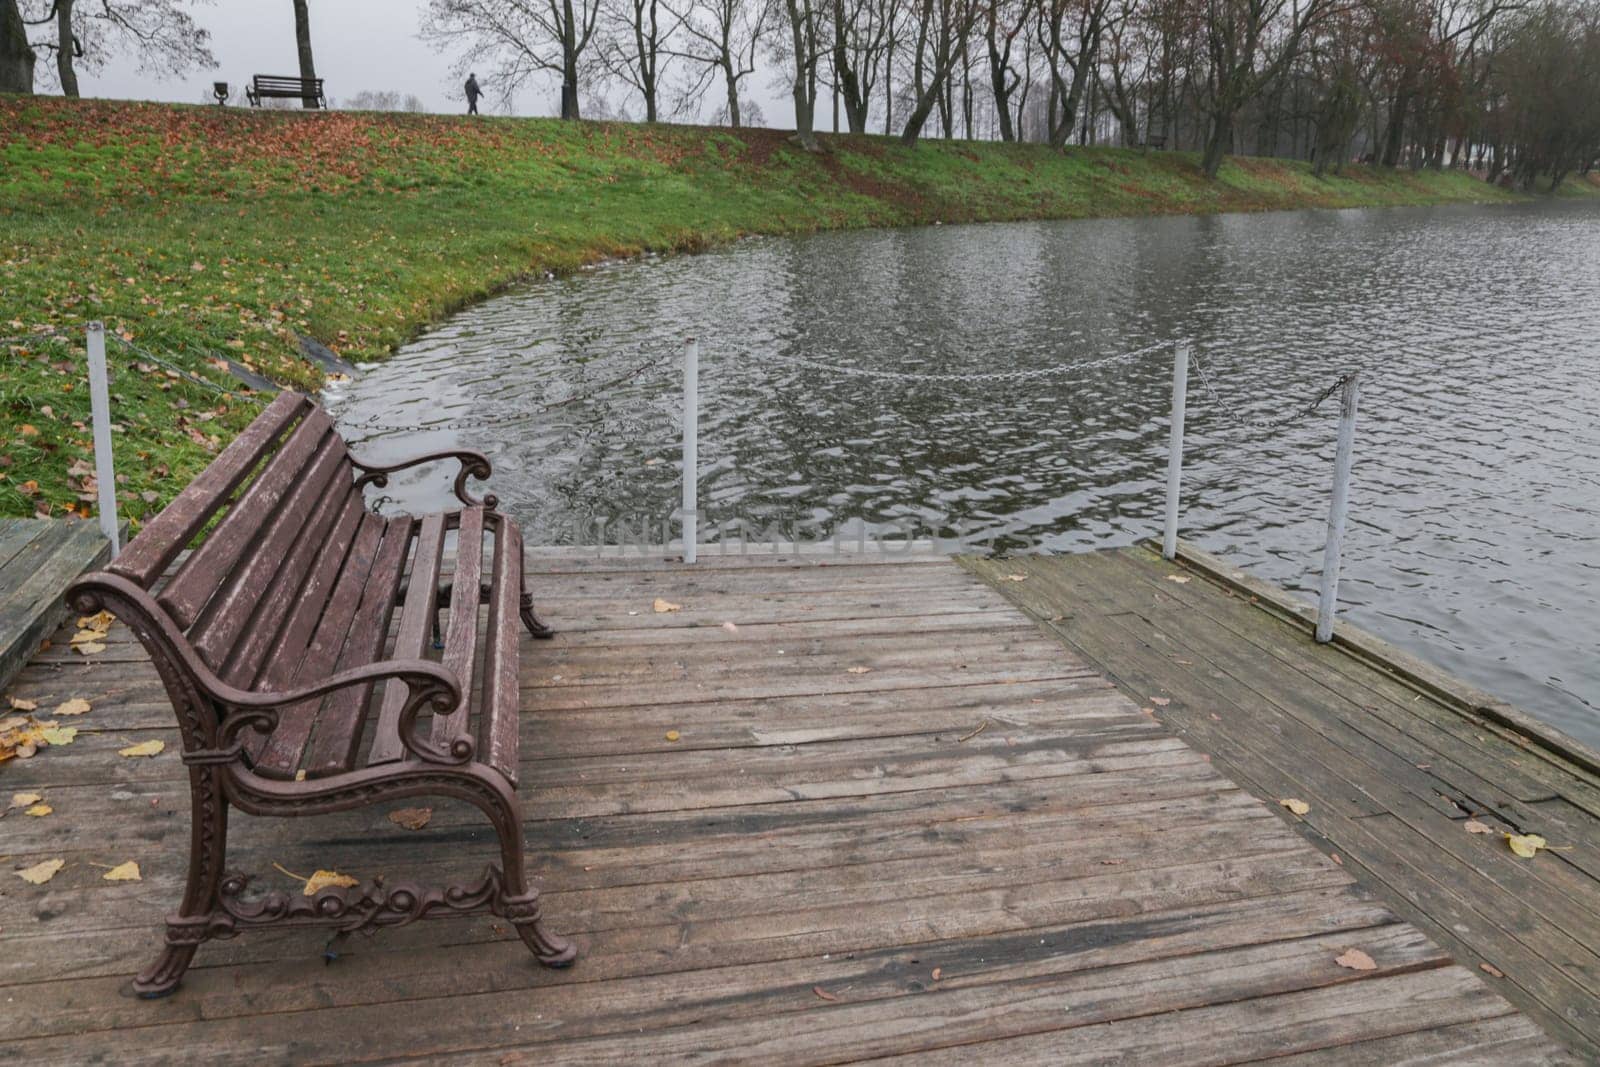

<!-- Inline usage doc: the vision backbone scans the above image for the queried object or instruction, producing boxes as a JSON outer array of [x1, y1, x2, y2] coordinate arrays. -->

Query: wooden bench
[[66, 391, 575, 997], [245, 74, 326, 109]]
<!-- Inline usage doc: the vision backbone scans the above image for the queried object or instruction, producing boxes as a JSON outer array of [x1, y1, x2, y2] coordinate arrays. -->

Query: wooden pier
[[0, 546, 1584, 1063]]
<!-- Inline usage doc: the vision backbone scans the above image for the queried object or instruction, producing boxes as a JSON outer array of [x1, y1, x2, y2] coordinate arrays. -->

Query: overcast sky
[[65, 0, 797, 126]]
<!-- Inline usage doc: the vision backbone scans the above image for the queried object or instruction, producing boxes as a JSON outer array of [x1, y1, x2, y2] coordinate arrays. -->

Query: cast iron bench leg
[[132, 776, 230, 998]]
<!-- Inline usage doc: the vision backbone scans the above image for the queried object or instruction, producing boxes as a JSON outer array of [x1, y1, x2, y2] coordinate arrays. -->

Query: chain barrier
[[1189, 347, 1357, 433], [746, 339, 1173, 384]]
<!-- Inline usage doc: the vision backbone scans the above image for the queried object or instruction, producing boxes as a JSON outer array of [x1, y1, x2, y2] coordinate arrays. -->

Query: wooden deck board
[[0, 550, 1569, 1064], [0, 517, 113, 690], [965, 544, 1600, 1060]]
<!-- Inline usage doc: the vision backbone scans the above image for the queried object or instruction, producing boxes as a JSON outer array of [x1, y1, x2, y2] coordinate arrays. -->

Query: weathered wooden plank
[[431, 506, 483, 753], [0, 520, 109, 691], [479, 518, 520, 782], [368, 512, 447, 767]]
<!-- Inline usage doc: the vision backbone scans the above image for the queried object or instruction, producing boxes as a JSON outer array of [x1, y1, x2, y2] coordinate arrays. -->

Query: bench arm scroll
[[351, 449, 496, 509]]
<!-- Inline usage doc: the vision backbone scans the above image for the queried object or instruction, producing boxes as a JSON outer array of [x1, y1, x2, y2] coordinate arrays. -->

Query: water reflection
[[332, 201, 1600, 745]]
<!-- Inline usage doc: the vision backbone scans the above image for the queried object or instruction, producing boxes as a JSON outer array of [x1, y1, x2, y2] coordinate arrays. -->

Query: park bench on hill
[[66, 391, 575, 997], [245, 74, 326, 109]]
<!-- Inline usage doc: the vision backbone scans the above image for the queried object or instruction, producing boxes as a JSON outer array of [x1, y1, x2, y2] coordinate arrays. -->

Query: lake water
[[331, 201, 1600, 747]]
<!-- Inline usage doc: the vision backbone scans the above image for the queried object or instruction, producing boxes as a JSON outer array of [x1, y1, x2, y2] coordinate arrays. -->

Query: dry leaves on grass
[[1334, 948, 1377, 971], [652, 598, 682, 613], [118, 740, 165, 758], [387, 807, 433, 831], [16, 859, 65, 885], [1280, 798, 1312, 816]]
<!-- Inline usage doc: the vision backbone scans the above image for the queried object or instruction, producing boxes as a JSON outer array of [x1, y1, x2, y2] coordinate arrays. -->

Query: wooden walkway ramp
[[0, 518, 114, 690], [964, 543, 1600, 1060], [0, 549, 1569, 1063]]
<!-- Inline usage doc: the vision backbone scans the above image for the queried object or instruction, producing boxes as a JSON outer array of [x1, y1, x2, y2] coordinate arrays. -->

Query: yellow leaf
[[652, 598, 682, 613], [73, 642, 106, 655], [665, 730, 680, 742], [1280, 798, 1311, 816], [118, 740, 165, 758], [103, 861, 141, 881], [11, 791, 42, 807], [16, 859, 64, 884], [846, 666, 872, 674], [39, 725, 77, 746], [1335, 948, 1377, 971], [303, 869, 359, 895], [7, 696, 38, 711], [70, 629, 105, 644], [387, 807, 432, 831], [54, 698, 92, 716], [1505, 833, 1546, 859], [77, 611, 114, 631], [25, 803, 52, 816]]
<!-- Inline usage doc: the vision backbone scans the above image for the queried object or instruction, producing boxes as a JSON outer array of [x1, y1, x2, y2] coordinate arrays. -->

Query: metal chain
[[1189, 347, 1356, 432], [335, 352, 668, 435], [746, 339, 1173, 384]]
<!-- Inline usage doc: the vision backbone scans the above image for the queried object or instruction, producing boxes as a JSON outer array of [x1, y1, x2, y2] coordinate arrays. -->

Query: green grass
[[3, 94, 1594, 523]]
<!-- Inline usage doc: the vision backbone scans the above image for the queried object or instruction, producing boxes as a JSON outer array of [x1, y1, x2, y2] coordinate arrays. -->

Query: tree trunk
[[1377, 92, 1407, 168], [0, 0, 35, 94], [1201, 113, 1231, 177], [562, 0, 581, 118], [55, 0, 78, 97], [722, 58, 741, 127], [292, 0, 318, 107]]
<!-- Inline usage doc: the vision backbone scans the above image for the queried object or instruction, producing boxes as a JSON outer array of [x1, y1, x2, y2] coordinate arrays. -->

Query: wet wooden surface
[[0, 518, 112, 691], [0, 549, 1569, 1064], [965, 544, 1600, 1060]]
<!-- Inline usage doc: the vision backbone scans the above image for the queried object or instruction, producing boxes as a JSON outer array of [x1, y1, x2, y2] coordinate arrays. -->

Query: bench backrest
[[252, 75, 324, 93], [110, 391, 365, 687]]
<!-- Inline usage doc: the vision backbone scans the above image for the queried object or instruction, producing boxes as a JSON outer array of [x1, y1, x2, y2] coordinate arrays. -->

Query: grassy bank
[[2, 95, 1594, 522]]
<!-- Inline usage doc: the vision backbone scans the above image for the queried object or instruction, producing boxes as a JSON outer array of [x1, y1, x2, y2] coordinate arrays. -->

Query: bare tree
[[344, 88, 429, 110], [599, 0, 680, 120], [22, 0, 214, 98], [423, 0, 604, 119], [831, 0, 897, 131], [985, 0, 1031, 139], [899, 0, 980, 144], [775, 0, 824, 147], [2, 0, 37, 92], [665, 0, 767, 124]]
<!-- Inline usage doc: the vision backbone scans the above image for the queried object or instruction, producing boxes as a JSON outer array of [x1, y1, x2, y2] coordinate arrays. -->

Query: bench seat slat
[[191, 436, 349, 671], [162, 409, 334, 629], [480, 516, 521, 785], [367, 513, 447, 768], [111, 392, 309, 590], [302, 516, 415, 778], [253, 511, 384, 777], [431, 507, 484, 754]]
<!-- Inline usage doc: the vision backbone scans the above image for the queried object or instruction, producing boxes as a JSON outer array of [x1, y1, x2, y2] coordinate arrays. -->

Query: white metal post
[[1316, 373, 1360, 643], [85, 322, 121, 557], [1162, 342, 1189, 560], [681, 337, 699, 564]]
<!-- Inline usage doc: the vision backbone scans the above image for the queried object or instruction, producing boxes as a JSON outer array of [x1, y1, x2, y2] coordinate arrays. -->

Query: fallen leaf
[[812, 985, 839, 1002], [73, 642, 106, 655], [720, 621, 739, 634], [25, 804, 52, 817], [652, 598, 682, 613], [17, 859, 64, 884], [77, 611, 114, 630], [1335, 948, 1377, 971], [1280, 798, 1311, 816], [1150, 697, 1171, 706], [846, 666, 872, 675], [1480, 962, 1505, 978], [39, 725, 76, 746], [1463, 819, 1494, 835], [1165, 574, 1191, 584], [70, 629, 105, 644], [11, 792, 42, 807], [118, 740, 165, 758], [931, 967, 943, 981], [7, 697, 38, 711], [303, 869, 360, 895], [1505, 833, 1547, 859], [1001, 574, 1027, 582], [387, 807, 432, 831], [54, 698, 91, 717], [665, 730, 681, 742], [102, 861, 141, 881]]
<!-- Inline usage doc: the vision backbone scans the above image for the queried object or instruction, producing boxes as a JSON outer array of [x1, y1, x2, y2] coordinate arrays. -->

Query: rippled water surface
[[334, 201, 1600, 745]]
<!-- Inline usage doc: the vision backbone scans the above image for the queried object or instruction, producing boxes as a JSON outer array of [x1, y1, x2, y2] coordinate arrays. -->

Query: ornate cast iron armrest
[[350, 449, 496, 509], [66, 573, 470, 767]]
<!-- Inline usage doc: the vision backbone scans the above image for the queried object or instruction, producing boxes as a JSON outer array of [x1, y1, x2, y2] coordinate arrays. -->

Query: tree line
[[3, 0, 1597, 187]]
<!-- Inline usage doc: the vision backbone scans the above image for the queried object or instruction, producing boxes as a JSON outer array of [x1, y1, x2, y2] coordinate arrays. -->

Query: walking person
[[465, 73, 482, 115]]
